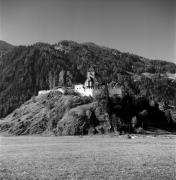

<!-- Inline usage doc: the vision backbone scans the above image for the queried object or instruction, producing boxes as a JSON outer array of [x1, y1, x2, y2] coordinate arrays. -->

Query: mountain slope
[[0, 40, 176, 118], [1, 90, 175, 136], [0, 92, 98, 135], [0, 40, 14, 58]]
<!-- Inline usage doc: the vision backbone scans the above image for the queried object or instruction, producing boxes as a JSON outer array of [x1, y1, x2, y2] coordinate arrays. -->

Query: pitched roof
[[88, 66, 95, 72]]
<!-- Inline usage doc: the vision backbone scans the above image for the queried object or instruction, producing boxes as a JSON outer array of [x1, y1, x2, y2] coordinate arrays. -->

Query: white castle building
[[38, 67, 122, 97], [74, 67, 123, 97]]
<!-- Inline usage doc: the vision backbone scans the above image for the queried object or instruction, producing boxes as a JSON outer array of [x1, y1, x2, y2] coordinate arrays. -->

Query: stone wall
[[74, 85, 94, 96], [38, 88, 65, 95], [109, 87, 122, 97], [74, 84, 122, 97]]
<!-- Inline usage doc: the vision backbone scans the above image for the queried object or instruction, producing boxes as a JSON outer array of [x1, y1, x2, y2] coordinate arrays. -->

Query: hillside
[[0, 91, 106, 135], [0, 40, 14, 59], [0, 40, 176, 118], [0, 90, 175, 136]]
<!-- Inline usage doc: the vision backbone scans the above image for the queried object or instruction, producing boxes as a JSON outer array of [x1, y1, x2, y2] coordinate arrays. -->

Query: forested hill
[[0, 40, 176, 118], [0, 40, 14, 59]]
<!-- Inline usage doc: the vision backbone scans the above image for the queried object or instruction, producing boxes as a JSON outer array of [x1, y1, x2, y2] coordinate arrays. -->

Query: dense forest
[[0, 40, 14, 59], [0, 40, 176, 118]]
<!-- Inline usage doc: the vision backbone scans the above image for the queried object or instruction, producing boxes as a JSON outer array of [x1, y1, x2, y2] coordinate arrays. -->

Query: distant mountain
[[0, 40, 14, 58], [0, 40, 176, 118]]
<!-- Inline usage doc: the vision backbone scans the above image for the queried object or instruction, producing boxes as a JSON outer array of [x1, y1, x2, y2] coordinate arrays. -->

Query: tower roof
[[88, 66, 95, 72]]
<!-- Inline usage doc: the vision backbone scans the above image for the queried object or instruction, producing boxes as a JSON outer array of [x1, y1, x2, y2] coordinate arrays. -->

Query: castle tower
[[85, 67, 95, 88], [87, 66, 95, 79]]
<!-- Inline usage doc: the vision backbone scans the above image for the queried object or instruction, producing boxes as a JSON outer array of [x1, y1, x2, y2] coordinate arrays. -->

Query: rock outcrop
[[0, 92, 112, 135]]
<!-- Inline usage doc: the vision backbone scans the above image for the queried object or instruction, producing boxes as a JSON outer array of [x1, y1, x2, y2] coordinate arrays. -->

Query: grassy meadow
[[0, 135, 176, 180]]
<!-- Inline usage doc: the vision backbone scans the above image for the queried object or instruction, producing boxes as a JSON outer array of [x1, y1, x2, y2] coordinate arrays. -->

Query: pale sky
[[0, 0, 176, 62], [0, 0, 2, 40]]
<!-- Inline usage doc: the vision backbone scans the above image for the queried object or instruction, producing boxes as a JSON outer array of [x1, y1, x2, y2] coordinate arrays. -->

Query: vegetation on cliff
[[0, 90, 175, 136]]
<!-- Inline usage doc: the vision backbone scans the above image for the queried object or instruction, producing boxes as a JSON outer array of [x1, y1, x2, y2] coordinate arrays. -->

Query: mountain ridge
[[0, 40, 14, 58], [1, 40, 175, 64]]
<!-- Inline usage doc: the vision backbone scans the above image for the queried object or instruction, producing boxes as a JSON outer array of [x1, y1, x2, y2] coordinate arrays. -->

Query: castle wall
[[74, 84, 122, 97], [38, 88, 65, 95], [74, 85, 93, 96], [92, 88, 103, 97], [85, 88, 94, 96], [38, 90, 53, 95], [108, 87, 122, 97]]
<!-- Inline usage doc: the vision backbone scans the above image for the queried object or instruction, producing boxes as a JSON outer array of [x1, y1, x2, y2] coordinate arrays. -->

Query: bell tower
[[87, 66, 95, 79], [84, 66, 95, 88]]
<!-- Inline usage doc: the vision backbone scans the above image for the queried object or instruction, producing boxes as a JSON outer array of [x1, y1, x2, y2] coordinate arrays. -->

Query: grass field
[[0, 135, 176, 180]]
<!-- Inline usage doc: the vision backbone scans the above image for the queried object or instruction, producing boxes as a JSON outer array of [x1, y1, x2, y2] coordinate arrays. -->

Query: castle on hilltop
[[38, 67, 123, 97], [74, 67, 123, 97]]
